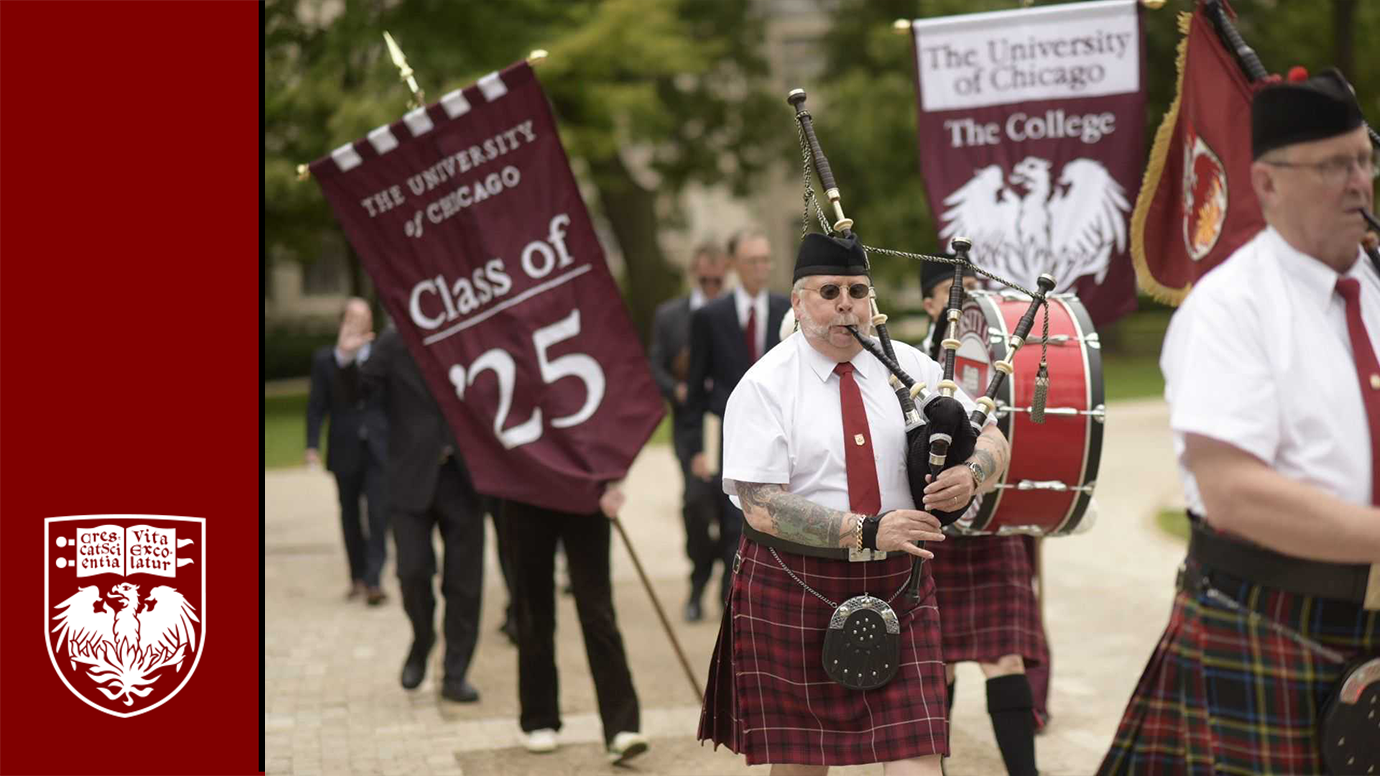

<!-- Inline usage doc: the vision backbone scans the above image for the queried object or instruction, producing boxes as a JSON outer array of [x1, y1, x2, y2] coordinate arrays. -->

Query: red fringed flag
[[1132, 0, 1266, 303]]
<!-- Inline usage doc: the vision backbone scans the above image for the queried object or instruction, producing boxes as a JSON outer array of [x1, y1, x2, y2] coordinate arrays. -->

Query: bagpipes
[[788, 89, 1055, 601]]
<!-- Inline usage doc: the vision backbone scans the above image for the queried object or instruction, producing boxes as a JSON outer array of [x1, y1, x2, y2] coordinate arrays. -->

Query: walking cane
[[610, 514, 704, 703]]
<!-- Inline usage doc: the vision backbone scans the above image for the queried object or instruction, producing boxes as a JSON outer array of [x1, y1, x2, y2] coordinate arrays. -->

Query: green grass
[[264, 354, 1161, 470], [263, 304, 1166, 470], [1156, 508, 1190, 543], [263, 393, 675, 470], [1102, 354, 1164, 402], [265, 393, 313, 469]]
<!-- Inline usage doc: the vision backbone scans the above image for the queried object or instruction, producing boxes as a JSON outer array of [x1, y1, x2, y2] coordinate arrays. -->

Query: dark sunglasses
[[803, 282, 870, 300]]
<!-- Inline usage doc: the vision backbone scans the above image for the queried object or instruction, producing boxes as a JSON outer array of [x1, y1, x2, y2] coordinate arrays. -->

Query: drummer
[[920, 260, 1050, 776]]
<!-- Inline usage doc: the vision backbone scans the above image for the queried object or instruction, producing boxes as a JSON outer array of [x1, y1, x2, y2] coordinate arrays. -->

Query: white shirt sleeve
[[1162, 290, 1279, 464], [720, 374, 790, 495]]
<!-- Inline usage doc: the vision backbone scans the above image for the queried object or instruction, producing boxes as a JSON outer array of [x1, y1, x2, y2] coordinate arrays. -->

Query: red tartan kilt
[[929, 534, 1048, 666], [698, 536, 948, 766]]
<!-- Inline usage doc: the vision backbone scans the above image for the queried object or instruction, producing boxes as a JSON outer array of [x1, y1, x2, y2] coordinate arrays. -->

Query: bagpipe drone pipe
[[787, 89, 1056, 601]]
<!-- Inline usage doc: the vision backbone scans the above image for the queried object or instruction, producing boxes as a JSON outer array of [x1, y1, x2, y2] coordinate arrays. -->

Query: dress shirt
[[721, 331, 986, 513], [734, 286, 769, 361], [334, 341, 372, 368], [1162, 226, 1380, 512]]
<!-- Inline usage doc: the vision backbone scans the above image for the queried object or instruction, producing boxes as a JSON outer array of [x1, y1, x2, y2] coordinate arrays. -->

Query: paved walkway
[[265, 398, 1184, 775]]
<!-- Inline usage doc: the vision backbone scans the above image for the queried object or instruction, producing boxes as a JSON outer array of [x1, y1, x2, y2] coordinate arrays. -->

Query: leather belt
[[1187, 514, 1378, 608], [742, 522, 889, 562]]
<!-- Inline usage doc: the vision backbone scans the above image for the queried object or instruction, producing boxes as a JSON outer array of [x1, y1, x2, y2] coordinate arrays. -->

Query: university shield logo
[[1181, 130, 1229, 262], [45, 515, 205, 718]]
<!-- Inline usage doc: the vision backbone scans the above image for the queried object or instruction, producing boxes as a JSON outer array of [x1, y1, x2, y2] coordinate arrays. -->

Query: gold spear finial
[[892, 19, 910, 34], [383, 31, 424, 109], [528, 49, 548, 66]]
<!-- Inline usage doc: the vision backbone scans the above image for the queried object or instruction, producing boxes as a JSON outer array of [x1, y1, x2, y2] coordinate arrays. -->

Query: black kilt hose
[[698, 535, 949, 765], [1098, 571, 1380, 776], [929, 534, 1048, 665]]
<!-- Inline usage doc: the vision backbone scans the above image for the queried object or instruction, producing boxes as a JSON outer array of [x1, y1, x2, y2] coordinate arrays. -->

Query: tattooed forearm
[[969, 425, 1010, 494], [736, 482, 856, 548]]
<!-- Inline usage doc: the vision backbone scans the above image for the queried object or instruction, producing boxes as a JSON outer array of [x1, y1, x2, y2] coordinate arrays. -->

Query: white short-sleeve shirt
[[721, 331, 986, 512], [1161, 226, 1380, 513]]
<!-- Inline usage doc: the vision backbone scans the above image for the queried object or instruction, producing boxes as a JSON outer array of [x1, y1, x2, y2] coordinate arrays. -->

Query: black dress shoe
[[400, 636, 434, 690], [440, 678, 480, 703], [683, 599, 703, 622]]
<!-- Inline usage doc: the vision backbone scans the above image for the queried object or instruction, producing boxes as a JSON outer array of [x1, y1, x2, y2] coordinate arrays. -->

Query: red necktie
[[1336, 277, 1380, 504], [744, 305, 759, 362], [834, 362, 882, 514]]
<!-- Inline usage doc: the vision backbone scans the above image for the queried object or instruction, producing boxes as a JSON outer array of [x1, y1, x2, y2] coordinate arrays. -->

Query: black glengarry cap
[[793, 232, 869, 282], [1252, 67, 1364, 160]]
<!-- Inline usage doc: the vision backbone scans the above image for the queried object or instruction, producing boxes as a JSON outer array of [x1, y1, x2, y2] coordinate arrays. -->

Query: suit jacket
[[649, 295, 698, 440], [306, 346, 387, 476], [685, 291, 790, 454], [343, 326, 472, 513]]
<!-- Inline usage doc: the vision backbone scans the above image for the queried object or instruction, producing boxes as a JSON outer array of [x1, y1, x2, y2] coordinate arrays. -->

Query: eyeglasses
[[697, 276, 724, 289], [1261, 152, 1379, 185], [801, 283, 870, 300]]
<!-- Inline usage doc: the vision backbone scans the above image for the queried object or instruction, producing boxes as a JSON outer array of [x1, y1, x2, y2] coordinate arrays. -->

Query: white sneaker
[[606, 731, 649, 765], [522, 728, 557, 754]]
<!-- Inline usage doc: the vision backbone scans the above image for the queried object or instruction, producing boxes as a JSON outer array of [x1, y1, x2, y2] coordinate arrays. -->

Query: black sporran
[[822, 595, 900, 691], [1319, 656, 1380, 774]]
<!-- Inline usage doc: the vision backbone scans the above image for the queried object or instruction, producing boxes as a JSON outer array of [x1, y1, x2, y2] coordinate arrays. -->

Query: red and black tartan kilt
[[929, 534, 1048, 666], [1098, 569, 1380, 776], [698, 535, 949, 766]]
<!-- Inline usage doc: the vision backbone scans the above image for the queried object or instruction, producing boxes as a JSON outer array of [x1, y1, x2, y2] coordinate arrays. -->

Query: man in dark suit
[[685, 228, 790, 608], [306, 298, 389, 605], [344, 322, 485, 703], [648, 244, 729, 621]]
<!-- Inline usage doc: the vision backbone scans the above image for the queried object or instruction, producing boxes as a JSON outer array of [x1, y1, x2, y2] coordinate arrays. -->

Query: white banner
[[912, 0, 1140, 112]]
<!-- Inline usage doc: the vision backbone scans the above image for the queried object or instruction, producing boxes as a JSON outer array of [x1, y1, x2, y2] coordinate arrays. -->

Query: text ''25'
[[447, 309, 605, 449]]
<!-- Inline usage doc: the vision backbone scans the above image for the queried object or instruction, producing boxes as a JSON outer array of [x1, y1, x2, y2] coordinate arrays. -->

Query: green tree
[[265, 0, 782, 341]]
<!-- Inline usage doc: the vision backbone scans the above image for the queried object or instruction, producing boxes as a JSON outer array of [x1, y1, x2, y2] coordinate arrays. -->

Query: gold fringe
[[1130, 10, 1194, 305]]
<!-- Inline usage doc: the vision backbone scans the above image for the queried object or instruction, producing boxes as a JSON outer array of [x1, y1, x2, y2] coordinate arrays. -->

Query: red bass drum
[[949, 290, 1104, 536]]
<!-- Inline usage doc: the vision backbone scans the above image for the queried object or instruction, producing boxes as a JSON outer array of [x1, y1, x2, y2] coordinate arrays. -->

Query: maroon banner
[[910, 0, 1146, 326], [310, 62, 663, 514], [1131, 0, 1264, 304]]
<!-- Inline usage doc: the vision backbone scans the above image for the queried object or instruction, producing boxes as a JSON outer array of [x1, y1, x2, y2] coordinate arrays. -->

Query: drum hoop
[[1046, 294, 1105, 535]]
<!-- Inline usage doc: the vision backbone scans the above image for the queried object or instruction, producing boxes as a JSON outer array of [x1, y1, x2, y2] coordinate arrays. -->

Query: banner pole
[[382, 31, 425, 110], [610, 515, 704, 703]]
